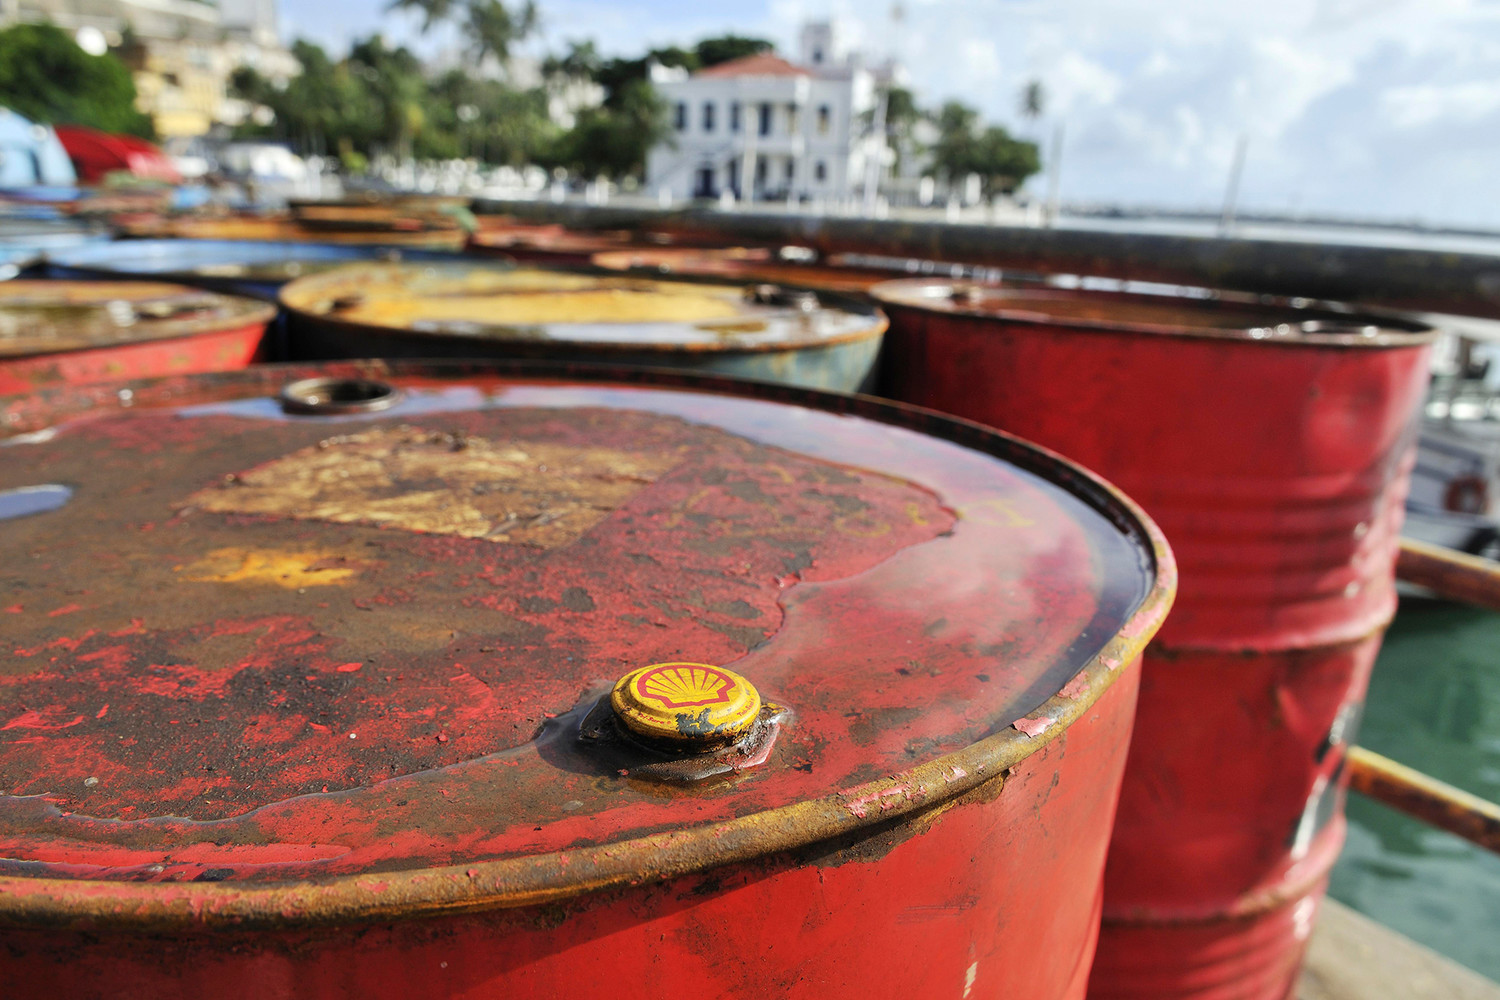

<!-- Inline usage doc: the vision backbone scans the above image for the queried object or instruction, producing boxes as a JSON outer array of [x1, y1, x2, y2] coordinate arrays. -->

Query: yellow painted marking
[[179, 548, 358, 588]]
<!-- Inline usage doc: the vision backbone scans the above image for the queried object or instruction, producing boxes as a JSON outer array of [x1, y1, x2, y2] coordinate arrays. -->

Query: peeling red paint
[[1013, 717, 1052, 738]]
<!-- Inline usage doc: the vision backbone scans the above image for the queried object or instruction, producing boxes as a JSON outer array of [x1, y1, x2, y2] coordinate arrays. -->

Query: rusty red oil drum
[[116, 214, 470, 250], [591, 245, 937, 294], [0, 280, 276, 393], [869, 281, 1436, 1000], [278, 263, 890, 392], [468, 223, 642, 264], [0, 360, 1174, 1000]]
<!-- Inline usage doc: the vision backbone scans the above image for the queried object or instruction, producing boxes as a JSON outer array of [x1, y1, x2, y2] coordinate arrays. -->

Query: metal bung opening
[[745, 283, 818, 312], [279, 377, 402, 415]]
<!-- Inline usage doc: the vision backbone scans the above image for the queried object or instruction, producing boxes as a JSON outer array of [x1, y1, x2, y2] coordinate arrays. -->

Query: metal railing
[[1350, 539, 1500, 857]]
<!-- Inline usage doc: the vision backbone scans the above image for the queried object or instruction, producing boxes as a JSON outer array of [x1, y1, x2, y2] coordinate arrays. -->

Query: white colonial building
[[645, 22, 893, 205]]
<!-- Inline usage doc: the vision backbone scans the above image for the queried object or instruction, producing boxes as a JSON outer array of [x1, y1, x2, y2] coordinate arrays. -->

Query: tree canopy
[[231, 36, 558, 169], [929, 99, 1040, 195], [0, 23, 154, 138], [387, 0, 538, 65]]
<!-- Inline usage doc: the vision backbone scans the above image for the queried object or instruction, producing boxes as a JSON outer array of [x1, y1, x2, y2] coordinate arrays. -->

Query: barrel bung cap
[[611, 662, 761, 750]]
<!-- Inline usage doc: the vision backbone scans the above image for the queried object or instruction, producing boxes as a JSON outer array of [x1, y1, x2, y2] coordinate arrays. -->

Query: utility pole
[[1220, 134, 1248, 235], [1043, 122, 1064, 227], [861, 3, 903, 218]]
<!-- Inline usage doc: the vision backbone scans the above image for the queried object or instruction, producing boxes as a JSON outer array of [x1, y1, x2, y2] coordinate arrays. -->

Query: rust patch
[[186, 426, 679, 549]]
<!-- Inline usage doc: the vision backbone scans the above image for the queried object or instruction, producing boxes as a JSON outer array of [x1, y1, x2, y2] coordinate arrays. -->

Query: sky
[[281, 0, 1500, 228]]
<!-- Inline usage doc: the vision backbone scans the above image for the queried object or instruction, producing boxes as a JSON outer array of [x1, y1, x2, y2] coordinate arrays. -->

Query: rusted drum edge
[[0, 359, 1176, 931], [44, 240, 467, 300]]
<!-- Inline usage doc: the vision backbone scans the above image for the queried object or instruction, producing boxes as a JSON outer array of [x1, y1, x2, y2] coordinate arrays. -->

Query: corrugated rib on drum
[[0, 360, 1173, 1000], [869, 281, 1435, 1000]]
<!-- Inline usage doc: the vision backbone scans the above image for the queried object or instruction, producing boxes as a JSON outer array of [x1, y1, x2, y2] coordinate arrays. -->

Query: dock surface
[[1299, 899, 1500, 999]]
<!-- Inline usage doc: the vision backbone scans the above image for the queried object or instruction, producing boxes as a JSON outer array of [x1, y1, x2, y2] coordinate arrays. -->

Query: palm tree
[[387, 0, 538, 66], [1020, 80, 1045, 125]]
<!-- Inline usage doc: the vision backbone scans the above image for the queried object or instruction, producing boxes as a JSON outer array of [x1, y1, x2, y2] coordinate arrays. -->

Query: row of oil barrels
[[0, 214, 1436, 1000]]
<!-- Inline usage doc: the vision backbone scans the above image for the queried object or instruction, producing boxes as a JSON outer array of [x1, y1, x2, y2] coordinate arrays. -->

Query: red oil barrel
[[468, 223, 641, 264], [117, 215, 470, 250], [869, 281, 1436, 1000], [278, 263, 889, 392], [0, 360, 1173, 1000], [591, 245, 928, 294], [0, 280, 276, 393]]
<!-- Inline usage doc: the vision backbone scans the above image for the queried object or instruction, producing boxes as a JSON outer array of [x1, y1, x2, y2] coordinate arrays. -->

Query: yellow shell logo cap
[[611, 662, 762, 750]]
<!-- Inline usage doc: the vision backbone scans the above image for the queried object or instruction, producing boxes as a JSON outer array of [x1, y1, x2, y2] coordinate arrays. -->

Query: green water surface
[[1329, 600, 1500, 981]]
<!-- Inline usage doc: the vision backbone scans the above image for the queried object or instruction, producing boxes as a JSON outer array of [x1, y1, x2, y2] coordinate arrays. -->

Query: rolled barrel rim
[[277, 263, 891, 356], [869, 278, 1436, 349]]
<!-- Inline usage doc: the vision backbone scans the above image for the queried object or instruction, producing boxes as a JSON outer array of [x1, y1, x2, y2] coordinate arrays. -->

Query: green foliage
[[929, 100, 1040, 195], [425, 69, 557, 165], [693, 35, 773, 68], [542, 78, 665, 179], [388, 0, 537, 64], [231, 36, 557, 166], [0, 23, 154, 138], [1020, 80, 1045, 122]]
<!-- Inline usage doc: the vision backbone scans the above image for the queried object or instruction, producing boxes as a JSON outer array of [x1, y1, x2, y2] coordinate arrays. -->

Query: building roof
[[695, 53, 811, 79]]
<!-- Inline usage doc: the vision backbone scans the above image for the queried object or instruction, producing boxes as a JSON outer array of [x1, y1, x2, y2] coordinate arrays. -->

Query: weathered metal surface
[[866, 280, 1435, 1000], [0, 360, 1173, 1000], [289, 197, 472, 239], [280, 264, 889, 392], [469, 224, 646, 264], [46, 239, 464, 300], [1346, 745, 1500, 855], [117, 215, 470, 250], [470, 200, 1500, 320], [873, 281, 1434, 649], [1396, 537, 1500, 612], [0, 280, 275, 393], [590, 245, 937, 294]]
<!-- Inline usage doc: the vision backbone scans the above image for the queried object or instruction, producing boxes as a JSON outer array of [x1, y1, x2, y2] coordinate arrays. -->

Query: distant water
[[1329, 600, 1500, 981], [1057, 215, 1500, 257]]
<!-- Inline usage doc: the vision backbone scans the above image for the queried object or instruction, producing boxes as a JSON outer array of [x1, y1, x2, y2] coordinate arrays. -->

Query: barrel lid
[[0, 280, 275, 358], [46, 239, 460, 288], [591, 246, 899, 294], [279, 263, 887, 352], [117, 216, 469, 249], [0, 362, 1172, 922], [871, 280, 1436, 347]]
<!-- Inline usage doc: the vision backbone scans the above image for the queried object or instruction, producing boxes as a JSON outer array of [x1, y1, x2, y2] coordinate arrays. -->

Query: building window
[[812, 46, 823, 64], [754, 155, 767, 185], [674, 102, 687, 131], [817, 104, 831, 135], [785, 158, 795, 182], [730, 101, 741, 133], [702, 102, 715, 132], [758, 102, 772, 137], [815, 160, 827, 182], [786, 103, 800, 134]]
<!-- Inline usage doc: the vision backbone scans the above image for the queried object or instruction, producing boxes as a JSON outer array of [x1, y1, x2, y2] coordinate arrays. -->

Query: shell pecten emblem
[[611, 663, 762, 750]]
